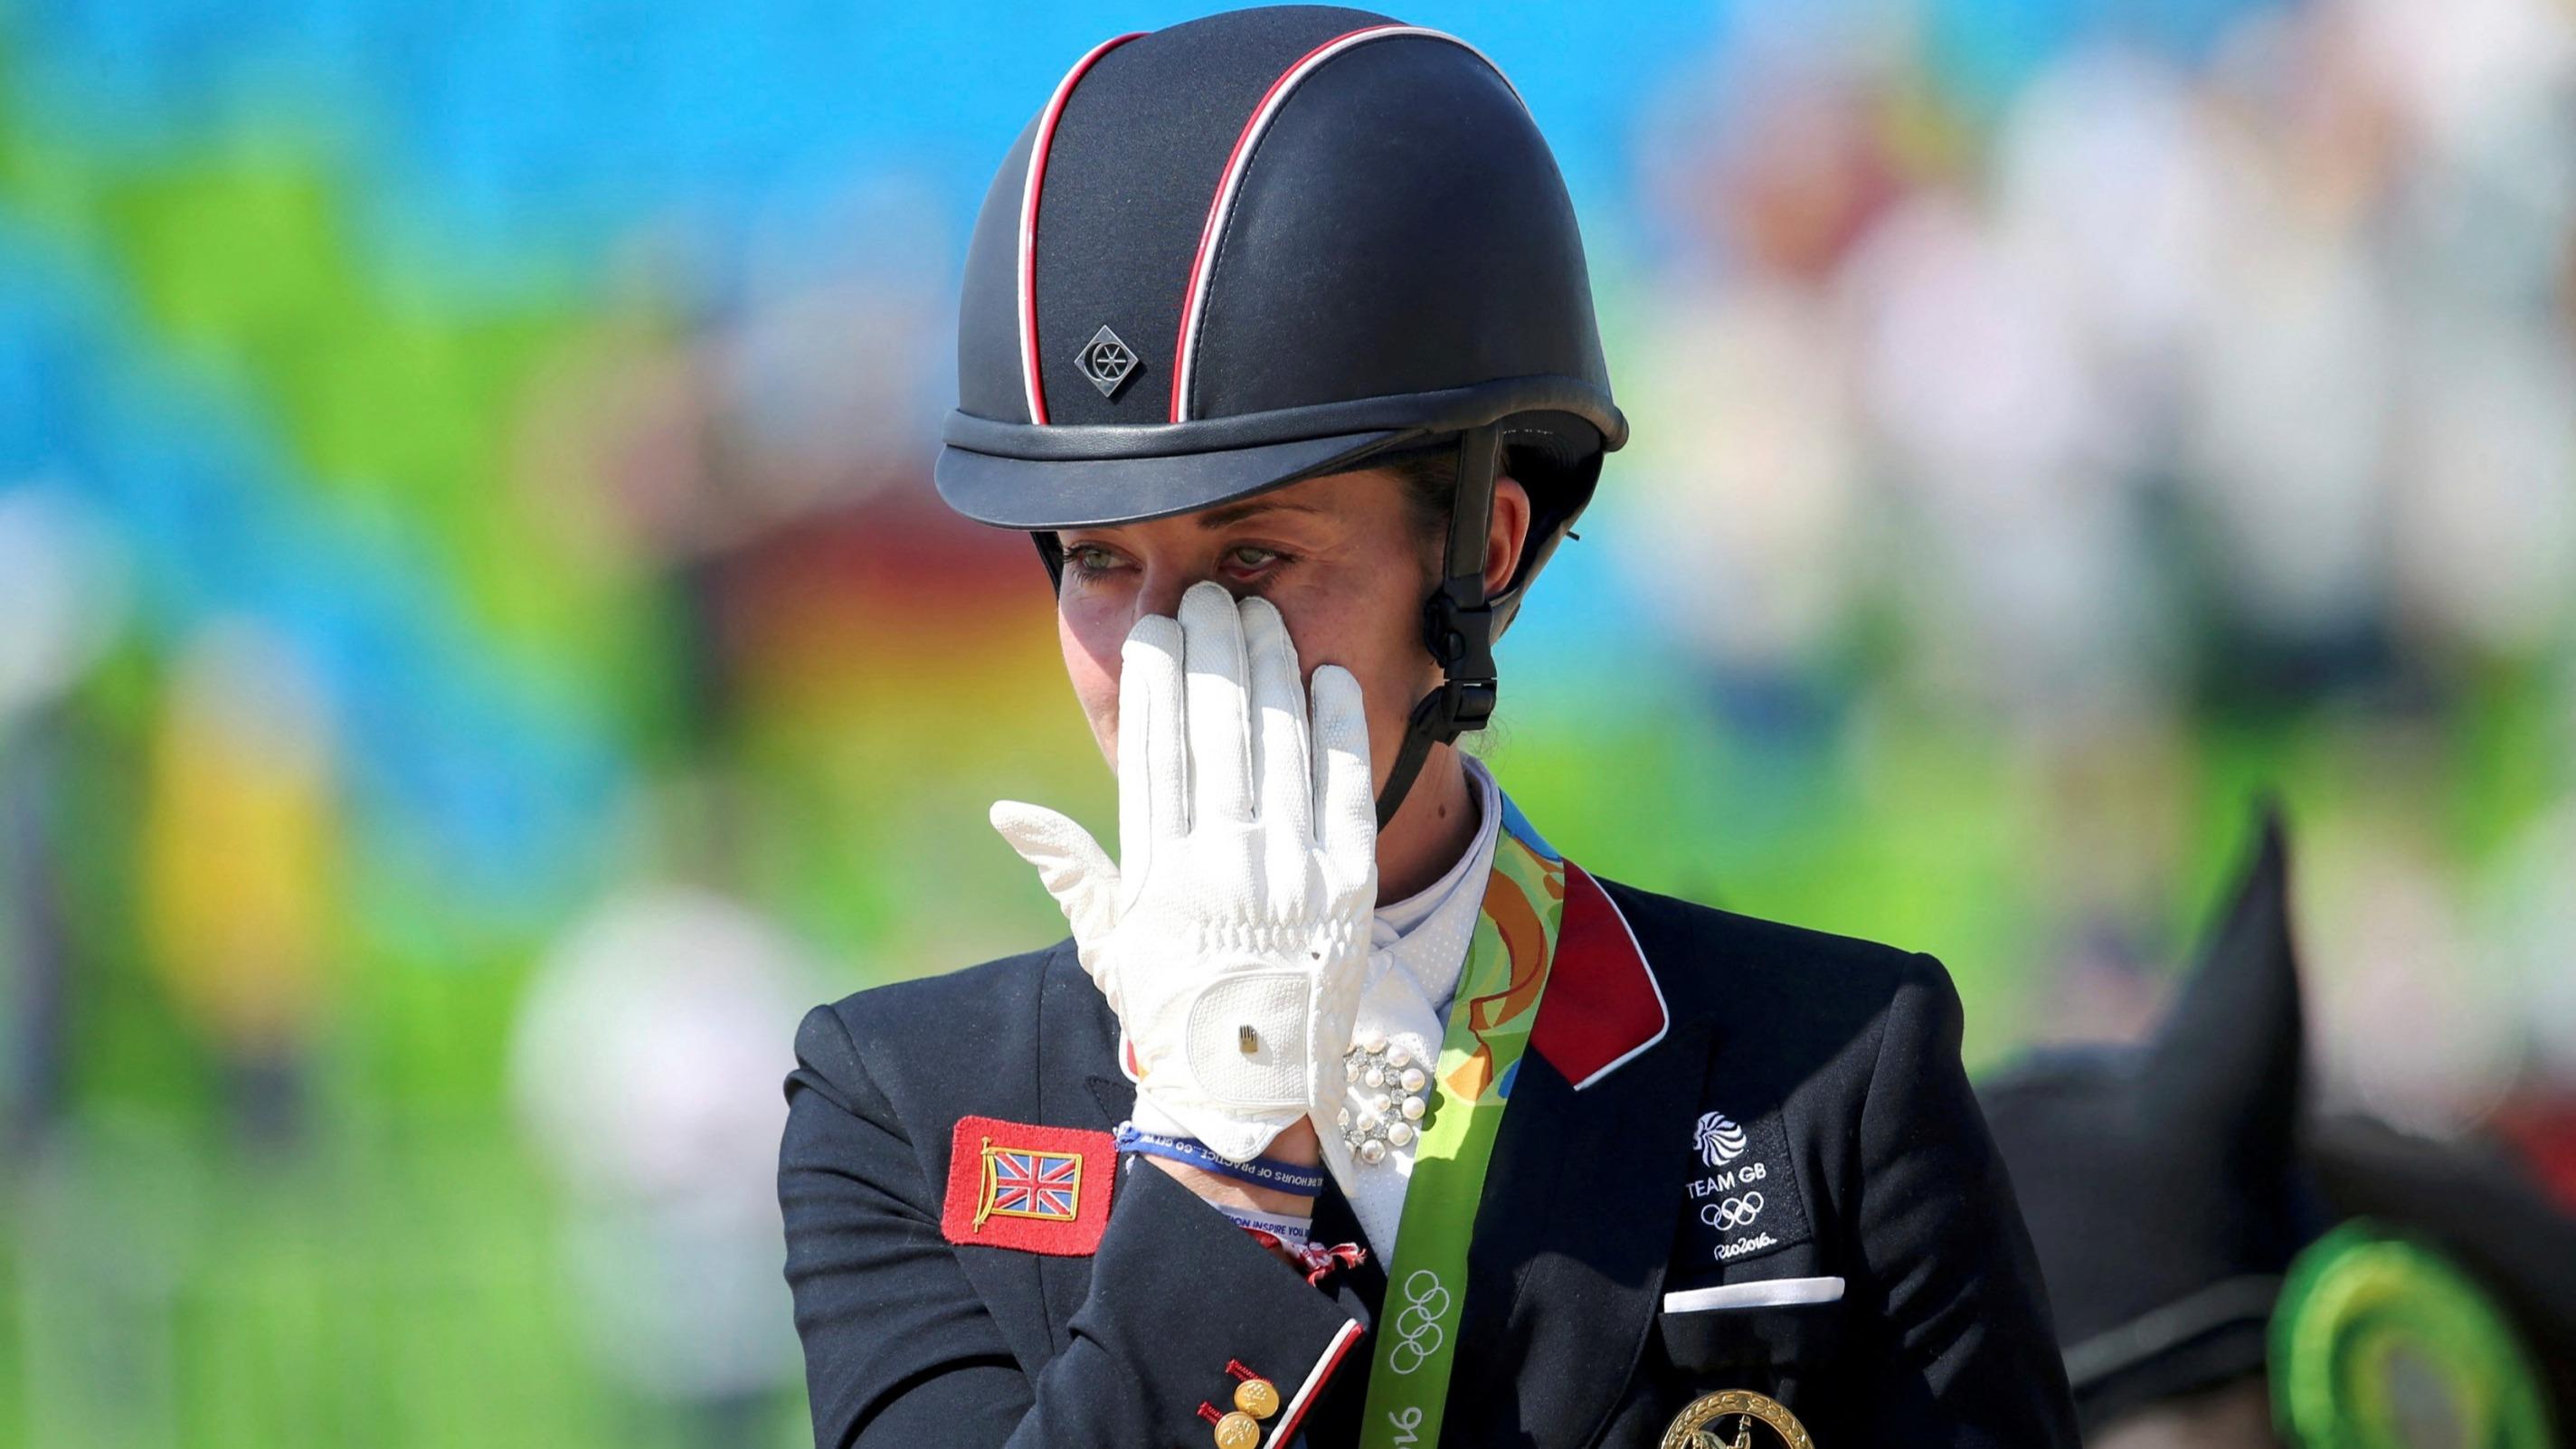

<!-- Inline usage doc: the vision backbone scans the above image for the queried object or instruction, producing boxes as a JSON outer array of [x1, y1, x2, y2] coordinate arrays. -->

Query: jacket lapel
[[1445, 866, 1718, 1449]]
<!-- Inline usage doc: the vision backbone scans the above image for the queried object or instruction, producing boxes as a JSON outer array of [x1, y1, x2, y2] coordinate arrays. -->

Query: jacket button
[[1211, 1409, 1262, 1448], [1233, 1377, 1280, 1418]]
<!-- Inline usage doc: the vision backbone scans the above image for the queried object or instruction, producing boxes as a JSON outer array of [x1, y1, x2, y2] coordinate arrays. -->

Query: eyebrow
[[1193, 497, 1323, 530]]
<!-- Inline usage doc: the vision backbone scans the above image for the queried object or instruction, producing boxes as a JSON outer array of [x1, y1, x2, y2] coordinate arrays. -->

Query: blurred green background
[[4, 0, 2574, 1443]]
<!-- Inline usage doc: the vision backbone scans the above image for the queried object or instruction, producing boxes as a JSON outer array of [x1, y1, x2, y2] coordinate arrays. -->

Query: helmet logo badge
[[1075, 325, 1140, 399]]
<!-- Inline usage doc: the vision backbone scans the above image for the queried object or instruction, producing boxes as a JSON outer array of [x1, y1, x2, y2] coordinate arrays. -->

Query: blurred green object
[[2271, 1220, 2555, 1449], [3, 1113, 810, 1448]]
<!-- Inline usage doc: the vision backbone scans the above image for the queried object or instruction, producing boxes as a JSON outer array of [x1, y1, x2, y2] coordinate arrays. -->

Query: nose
[[1134, 565, 1235, 623], [1134, 568, 1190, 621]]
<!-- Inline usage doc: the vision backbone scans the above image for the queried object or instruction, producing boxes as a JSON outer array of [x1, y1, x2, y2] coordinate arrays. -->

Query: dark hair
[[1374, 439, 1557, 592], [1373, 442, 1461, 585]]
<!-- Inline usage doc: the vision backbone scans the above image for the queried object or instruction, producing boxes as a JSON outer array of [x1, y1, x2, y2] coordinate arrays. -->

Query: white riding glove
[[989, 581, 1378, 1163]]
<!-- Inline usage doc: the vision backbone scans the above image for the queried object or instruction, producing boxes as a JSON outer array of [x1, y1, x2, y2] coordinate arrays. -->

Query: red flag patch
[[941, 1115, 1116, 1256]]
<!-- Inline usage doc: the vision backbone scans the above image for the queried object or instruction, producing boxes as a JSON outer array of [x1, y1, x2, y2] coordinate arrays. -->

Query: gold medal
[[1659, 1389, 1815, 1449]]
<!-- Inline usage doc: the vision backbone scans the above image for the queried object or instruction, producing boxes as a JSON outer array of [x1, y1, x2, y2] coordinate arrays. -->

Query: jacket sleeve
[[779, 1002, 1368, 1449], [1851, 954, 2081, 1448]]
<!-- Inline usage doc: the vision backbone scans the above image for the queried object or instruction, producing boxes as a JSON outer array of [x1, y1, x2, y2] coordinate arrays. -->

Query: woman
[[778, 8, 2079, 1446]]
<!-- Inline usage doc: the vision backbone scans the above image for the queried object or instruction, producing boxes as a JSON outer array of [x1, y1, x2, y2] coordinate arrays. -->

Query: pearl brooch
[[1339, 1037, 1434, 1165]]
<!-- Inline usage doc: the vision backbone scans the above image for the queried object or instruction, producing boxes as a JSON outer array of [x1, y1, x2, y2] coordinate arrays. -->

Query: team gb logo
[[1695, 1111, 1747, 1168]]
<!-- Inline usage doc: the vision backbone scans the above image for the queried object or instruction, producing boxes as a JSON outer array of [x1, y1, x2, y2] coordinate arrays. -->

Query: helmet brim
[[933, 426, 1414, 530]]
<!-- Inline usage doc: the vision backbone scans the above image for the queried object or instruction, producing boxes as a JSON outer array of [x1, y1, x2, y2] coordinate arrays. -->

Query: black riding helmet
[[934, 5, 1626, 825]]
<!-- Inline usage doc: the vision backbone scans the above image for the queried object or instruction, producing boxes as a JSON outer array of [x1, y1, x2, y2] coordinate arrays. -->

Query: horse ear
[[2146, 800, 2305, 1166]]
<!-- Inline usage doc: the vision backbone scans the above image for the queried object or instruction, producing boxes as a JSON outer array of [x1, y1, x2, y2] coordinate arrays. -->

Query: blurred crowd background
[[3, 0, 2573, 1443]]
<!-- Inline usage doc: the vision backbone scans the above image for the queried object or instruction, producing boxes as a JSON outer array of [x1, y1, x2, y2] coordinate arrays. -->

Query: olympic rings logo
[[1699, 1192, 1765, 1232], [1385, 1269, 1452, 1376]]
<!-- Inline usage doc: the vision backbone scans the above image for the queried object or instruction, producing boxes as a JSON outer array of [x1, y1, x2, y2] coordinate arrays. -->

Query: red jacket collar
[[1530, 859, 1672, 1091]]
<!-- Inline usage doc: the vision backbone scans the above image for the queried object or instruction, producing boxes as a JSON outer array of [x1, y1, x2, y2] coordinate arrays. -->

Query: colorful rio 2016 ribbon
[[1356, 796, 1568, 1449]]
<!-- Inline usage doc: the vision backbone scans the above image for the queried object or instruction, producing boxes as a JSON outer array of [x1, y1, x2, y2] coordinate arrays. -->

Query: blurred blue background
[[4, 0, 2575, 1443]]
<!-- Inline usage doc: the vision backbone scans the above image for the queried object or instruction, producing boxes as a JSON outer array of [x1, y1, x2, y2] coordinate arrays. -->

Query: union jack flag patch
[[981, 1144, 1080, 1224], [941, 1115, 1114, 1255]]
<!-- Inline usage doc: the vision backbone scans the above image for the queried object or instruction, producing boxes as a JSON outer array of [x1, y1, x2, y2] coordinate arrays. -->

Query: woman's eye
[[1063, 545, 1127, 578]]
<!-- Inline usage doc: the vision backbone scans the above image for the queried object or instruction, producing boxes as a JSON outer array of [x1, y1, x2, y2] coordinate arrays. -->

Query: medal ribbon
[[1354, 799, 1568, 1449]]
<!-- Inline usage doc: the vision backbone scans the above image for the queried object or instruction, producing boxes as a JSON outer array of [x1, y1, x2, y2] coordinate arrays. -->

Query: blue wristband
[[1113, 1124, 1328, 1196], [1212, 1202, 1315, 1247]]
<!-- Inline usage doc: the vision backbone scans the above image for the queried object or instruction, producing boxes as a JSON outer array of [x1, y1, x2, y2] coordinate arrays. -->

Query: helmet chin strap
[[1376, 426, 1501, 832]]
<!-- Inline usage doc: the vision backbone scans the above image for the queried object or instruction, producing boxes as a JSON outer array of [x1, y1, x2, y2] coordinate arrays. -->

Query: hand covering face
[[989, 581, 1379, 1162]]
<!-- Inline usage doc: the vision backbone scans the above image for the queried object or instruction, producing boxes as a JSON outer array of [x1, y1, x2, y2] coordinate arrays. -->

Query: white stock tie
[[1331, 755, 1504, 1260]]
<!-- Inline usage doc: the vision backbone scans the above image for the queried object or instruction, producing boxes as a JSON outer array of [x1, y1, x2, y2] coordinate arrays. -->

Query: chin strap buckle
[[1420, 583, 1498, 737], [1375, 427, 1505, 831]]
